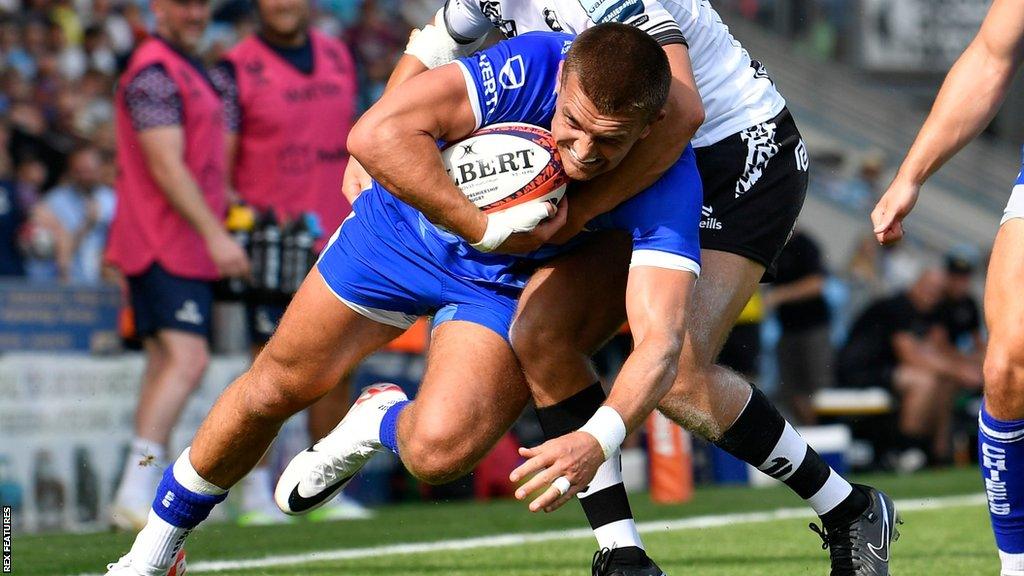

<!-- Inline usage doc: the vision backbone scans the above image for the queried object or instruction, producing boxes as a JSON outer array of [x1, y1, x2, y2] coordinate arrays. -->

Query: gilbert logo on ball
[[442, 123, 569, 214]]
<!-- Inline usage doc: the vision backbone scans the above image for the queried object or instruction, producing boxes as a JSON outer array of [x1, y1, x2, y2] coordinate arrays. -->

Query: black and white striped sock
[[534, 383, 643, 550], [716, 386, 869, 527]]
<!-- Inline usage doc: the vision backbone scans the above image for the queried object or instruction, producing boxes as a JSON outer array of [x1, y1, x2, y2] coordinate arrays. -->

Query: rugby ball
[[441, 123, 569, 214]]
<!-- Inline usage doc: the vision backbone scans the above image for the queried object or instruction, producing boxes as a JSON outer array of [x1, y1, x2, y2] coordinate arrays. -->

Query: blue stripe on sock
[[980, 404, 1024, 554], [151, 466, 227, 529], [380, 400, 410, 455]]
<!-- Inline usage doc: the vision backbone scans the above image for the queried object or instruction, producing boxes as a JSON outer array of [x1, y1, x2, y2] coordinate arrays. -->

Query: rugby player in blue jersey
[[104, 24, 699, 576]]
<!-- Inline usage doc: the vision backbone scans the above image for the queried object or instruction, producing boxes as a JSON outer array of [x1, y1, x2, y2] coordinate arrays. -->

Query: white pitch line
[[163, 492, 985, 574]]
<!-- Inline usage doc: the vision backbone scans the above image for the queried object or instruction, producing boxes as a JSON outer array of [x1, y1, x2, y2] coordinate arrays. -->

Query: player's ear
[[555, 61, 563, 93], [637, 108, 667, 140]]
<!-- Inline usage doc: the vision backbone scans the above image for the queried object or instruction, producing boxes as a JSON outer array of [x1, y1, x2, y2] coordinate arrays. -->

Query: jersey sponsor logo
[[477, 53, 499, 115], [983, 443, 1012, 516], [317, 146, 348, 163], [736, 122, 780, 199], [446, 148, 537, 187], [580, 0, 644, 24], [499, 55, 526, 89], [278, 144, 313, 175], [543, 7, 564, 31], [283, 80, 345, 104], [699, 205, 723, 230], [174, 300, 204, 326]]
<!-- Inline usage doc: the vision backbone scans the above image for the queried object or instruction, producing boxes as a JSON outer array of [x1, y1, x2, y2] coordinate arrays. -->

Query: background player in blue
[[103, 24, 699, 576], [873, 2, 1024, 575]]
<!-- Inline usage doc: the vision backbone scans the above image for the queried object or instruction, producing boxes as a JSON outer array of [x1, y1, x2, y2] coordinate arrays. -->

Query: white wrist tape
[[405, 10, 486, 69], [405, 24, 461, 69], [578, 406, 627, 461], [470, 202, 552, 252]]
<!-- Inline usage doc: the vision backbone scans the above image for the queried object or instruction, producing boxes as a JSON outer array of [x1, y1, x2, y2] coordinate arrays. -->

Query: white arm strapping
[[470, 202, 552, 253], [405, 9, 487, 69], [578, 406, 628, 461]]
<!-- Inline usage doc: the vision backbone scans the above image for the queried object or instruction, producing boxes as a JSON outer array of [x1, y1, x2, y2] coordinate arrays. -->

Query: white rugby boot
[[275, 383, 407, 515], [104, 549, 186, 576]]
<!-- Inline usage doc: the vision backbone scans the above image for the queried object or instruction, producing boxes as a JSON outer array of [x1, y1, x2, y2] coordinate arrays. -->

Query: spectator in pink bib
[[104, 0, 249, 531]]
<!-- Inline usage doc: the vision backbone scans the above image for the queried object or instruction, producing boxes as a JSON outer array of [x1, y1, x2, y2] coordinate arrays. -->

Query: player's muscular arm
[[512, 265, 695, 512], [347, 64, 489, 243], [138, 127, 249, 277], [557, 44, 703, 242], [873, 0, 1024, 243], [604, 266, 693, 432]]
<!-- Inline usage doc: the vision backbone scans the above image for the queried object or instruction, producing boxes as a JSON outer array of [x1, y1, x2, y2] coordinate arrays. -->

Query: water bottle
[[281, 215, 315, 294], [262, 212, 282, 296], [223, 203, 255, 299]]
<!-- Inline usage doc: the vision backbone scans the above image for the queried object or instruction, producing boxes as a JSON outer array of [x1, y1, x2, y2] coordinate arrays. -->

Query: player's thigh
[[406, 320, 530, 466], [683, 248, 765, 369], [253, 266, 406, 398], [983, 219, 1024, 412], [513, 231, 631, 358]]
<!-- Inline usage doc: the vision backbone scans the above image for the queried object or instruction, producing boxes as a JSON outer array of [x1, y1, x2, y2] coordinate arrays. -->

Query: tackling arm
[[601, 265, 694, 431]]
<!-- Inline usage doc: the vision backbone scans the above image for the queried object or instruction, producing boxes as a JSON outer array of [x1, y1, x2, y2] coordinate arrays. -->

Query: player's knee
[[984, 341, 1024, 414], [402, 431, 475, 485], [246, 355, 324, 418], [511, 312, 573, 370], [165, 342, 210, 390]]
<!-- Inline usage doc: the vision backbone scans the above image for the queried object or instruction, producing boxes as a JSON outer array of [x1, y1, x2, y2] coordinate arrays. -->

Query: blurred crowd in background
[[0, 0, 435, 285], [0, 0, 993, 481]]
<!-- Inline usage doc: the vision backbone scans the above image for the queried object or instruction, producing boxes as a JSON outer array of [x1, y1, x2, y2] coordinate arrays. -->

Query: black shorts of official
[[128, 263, 213, 339], [695, 108, 809, 280], [244, 297, 288, 346]]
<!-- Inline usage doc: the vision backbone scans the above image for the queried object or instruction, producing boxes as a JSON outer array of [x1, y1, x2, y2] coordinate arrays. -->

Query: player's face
[[152, 0, 210, 53], [257, 0, 310, 39], [551, 71, 654, 181]]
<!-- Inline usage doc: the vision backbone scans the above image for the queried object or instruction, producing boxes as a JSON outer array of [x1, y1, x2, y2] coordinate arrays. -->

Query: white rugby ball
[[441, 122, 569, 214]]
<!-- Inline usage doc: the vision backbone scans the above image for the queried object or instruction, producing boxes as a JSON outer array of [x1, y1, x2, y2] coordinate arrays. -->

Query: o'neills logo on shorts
[[699, 205, 723, 230]]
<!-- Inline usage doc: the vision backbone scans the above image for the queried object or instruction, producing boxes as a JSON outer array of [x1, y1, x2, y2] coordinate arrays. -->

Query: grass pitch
[[15, 467, 996, 575]]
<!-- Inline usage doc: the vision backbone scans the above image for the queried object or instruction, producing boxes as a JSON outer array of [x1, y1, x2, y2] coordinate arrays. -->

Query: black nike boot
[[591, 547, 666, 576], [809, 484, 902, 576]]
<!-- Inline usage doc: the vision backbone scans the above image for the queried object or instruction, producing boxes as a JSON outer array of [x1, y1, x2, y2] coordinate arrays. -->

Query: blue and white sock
[[379, 400, 411, 455], [129, 448, 227, 573], [980, 405, 1024, 576]]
